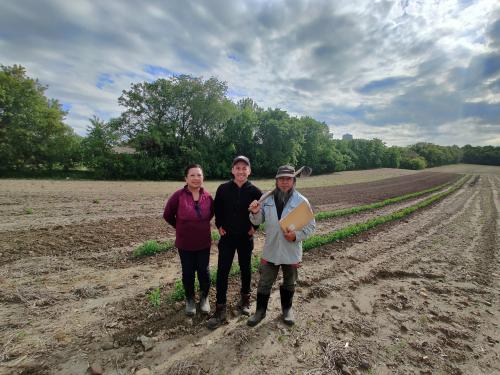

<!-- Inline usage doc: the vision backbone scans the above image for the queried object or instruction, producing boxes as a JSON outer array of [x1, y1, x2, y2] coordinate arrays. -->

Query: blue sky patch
[[358, 76, 413, 95], [96, 73, 114, 89], [143, 65, 179, 77], [61, 102, 72, 112]]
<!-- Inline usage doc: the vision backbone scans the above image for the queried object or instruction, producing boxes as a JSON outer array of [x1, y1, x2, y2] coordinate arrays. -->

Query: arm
[[251, 186, 263, 230], [249, 200, 265, 226], [214, 184, 226, 236], [209, 195, 215, 220], [163, 190, 180, 228]]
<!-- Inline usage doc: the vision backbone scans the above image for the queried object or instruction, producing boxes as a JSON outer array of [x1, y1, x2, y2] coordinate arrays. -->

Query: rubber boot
[[238, 293, 251, 316], [280, 287, 295, 326], [199, 292, 210, 314], [247, 293, 270, 327], [206, 304, 226, 330], [185, 297, 196, 317]]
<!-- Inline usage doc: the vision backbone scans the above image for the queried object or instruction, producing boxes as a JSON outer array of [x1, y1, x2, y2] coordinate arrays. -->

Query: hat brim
[[276, 173, 295, 178], [232, 158, 250, 166]]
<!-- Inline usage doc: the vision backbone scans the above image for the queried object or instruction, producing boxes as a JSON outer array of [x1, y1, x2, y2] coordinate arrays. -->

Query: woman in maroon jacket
[[163, 164, 214, 316]]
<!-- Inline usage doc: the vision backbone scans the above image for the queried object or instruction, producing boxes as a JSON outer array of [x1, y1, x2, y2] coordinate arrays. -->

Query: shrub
[[400, 156, 427, 170]]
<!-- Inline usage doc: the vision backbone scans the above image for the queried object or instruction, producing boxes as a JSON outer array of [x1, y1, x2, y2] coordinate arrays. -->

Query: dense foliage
[[1, 65, 499, 179], [0, 65, 81, 171], [462, 145, 500, 166]]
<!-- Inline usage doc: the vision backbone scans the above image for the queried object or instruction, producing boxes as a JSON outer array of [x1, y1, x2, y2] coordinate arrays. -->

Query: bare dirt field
[[0, 165, 498, 375]]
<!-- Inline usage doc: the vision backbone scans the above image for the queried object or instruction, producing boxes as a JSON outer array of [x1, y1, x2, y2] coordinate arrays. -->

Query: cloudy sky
[[1, 0, 500, 146]]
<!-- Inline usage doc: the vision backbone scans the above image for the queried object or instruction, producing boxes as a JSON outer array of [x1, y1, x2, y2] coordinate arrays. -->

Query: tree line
[[1, 64, 499, 179]]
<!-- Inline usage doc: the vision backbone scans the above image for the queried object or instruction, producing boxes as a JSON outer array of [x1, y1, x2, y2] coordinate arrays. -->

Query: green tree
[[214, 98, 261, 178], [382, 146, 402, 168], [0, 64, 80, 171], [462, 144, 500, 165], [336, 138, 387, 169], [81, 116, 119, 170], [253, 109, 303, 176], [296, 117, 341, 174], [409, 142, 462, 167], [118, 75, 234, 177]]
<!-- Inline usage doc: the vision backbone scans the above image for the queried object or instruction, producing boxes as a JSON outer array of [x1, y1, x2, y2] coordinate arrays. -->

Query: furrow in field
[[0, 177, 466, 370], [131, 175, 488, 375]]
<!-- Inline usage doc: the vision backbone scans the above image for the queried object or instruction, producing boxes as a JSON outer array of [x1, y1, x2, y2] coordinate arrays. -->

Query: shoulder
[[170, 188, 185, 199], [293, 190, 309, 204], [217, 181, 232, 191], [201, 188, 213, 199], [166, 188, 184, 206], [263, 194, 275, 206], [245, 181, 262, 194]]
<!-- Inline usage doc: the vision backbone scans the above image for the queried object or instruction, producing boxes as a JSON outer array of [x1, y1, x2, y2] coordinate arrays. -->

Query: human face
[[276, 176, 294, 192], [185, 167, 203, 190], [231, 161, 251, 186]]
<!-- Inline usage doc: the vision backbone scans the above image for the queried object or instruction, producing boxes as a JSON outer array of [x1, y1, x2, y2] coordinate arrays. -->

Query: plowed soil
[[0, 166, 498, 375]]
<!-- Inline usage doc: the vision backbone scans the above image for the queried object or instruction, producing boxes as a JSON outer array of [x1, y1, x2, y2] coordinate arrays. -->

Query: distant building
[[342, 133, 353, 141], [112, 146, 136, 154]]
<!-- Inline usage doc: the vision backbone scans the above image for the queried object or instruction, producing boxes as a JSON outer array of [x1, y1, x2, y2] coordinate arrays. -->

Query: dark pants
[[215, 234, 254, 304], [257, 263, 298, 295], [178, 248, 211, 299]]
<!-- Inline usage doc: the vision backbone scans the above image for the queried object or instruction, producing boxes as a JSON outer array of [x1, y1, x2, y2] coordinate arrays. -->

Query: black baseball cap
[[232, 155, 250, 167]]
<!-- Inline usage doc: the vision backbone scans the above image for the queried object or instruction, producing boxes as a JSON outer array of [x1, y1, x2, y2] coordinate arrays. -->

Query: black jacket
[[214, 180, 262, 235]]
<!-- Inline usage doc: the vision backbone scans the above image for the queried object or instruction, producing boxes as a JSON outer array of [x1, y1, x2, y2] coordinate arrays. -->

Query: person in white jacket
[[247, 165, 316, 326]]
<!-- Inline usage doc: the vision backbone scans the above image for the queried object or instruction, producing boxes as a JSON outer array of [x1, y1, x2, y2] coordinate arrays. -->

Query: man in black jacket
[[207, 155, 262, 329]]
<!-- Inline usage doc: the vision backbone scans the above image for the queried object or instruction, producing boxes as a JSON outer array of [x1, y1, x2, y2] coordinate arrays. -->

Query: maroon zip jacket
[[163, 186, 214, 251]]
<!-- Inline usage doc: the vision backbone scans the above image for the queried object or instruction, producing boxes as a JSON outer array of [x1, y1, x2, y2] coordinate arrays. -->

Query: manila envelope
[[279, 201, 314, 232]]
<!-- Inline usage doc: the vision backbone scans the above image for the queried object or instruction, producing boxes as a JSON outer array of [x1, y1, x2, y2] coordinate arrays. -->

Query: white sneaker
[[200, 296, 210, 314]]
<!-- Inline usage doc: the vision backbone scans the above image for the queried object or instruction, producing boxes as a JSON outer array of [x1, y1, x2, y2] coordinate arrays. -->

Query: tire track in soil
[[473, 176, 499, 286], [108, 174, 500, 375]]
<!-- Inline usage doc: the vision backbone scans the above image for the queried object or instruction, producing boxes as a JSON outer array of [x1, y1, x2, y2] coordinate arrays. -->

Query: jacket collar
[[183, 185, 205, 194], [231, 179, 250, 189]]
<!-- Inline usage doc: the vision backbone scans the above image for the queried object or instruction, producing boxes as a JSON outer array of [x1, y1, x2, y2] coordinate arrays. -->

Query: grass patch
[[133, 240, 174, 257], [147, 287, 162, 308], [211, 230, 220, 241]]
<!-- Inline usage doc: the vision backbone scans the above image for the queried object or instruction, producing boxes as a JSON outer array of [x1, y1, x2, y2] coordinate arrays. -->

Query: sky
[[1, 0, 500, 147]]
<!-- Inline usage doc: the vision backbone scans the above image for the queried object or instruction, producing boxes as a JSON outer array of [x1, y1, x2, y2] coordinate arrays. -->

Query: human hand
[[248, 226, 256, 236], [248, 200, 261, 214], [218, 227, 226, 236], [283, 228, 296, 242]]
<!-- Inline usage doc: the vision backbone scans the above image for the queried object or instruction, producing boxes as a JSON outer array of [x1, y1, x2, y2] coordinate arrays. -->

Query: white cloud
[[1, 0, 499, 146]]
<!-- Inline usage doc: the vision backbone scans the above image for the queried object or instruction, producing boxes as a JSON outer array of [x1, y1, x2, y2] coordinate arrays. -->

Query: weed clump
[[133, 240, 174, 257], [147, 287, 162, 308]]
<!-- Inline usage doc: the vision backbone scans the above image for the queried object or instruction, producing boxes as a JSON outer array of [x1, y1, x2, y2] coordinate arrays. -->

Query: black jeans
[[178, 248, 211, 299], [215, 234, 254, 304]]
